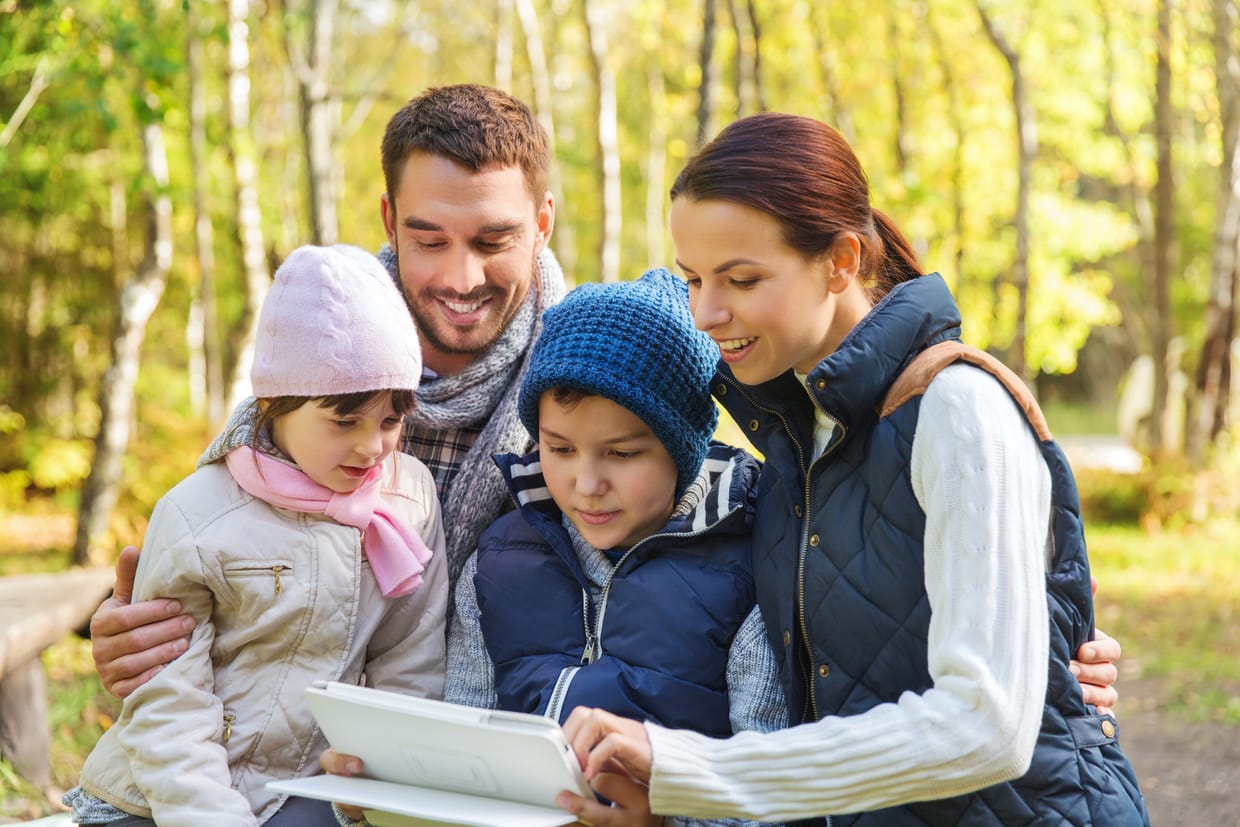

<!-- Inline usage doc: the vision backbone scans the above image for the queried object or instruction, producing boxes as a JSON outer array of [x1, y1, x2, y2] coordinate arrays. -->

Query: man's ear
[[826, 232, 861, 293], [380, 192, 397, 248], [534, 191, 555, 254]]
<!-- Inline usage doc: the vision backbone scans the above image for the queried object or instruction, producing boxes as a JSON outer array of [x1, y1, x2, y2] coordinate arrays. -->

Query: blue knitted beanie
[[519, 268, 719, 496]]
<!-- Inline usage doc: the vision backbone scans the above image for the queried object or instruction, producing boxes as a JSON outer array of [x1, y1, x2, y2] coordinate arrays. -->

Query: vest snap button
[[748, 419, 760, 432], [1101, 719, 1115, 738], [782, 629, 791, 647], [809, 534, 820, 546], [716, 384, 727, 396], [818, 663, 830, 678], [815, 379, 826, 390]]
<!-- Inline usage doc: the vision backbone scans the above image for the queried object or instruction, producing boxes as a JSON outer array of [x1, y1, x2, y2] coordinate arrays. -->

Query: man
[[88, 84, 566, 697]]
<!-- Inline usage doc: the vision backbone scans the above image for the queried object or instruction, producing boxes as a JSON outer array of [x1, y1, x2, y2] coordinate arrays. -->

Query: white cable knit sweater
[[644, 364, 1054, 823]]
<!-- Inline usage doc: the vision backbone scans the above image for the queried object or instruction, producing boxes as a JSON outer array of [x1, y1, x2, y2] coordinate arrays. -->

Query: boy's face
[[537, 394, 678, 550]]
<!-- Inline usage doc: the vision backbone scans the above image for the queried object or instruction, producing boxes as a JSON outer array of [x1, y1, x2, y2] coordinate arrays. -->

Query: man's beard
[[393, 244, 536, 359]]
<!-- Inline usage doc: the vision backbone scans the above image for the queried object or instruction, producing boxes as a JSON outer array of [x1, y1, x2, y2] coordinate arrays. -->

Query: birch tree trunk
[[1189, 0, 1240, 461], [286, 0, 340, 246], [978, 3, 1034, 383], [747, 0, 766, 112], [514, 0, 574, 281], [582, 0, 621, 283], [927, 4, 967, 301], [809, 5, 855, 145], [727, 0, 755, 117], [645, 57, 669, 269], [72, 116, 172, 567], [696, 0, 718, 148], [187, 0, 224, 424], [1099, 0, 1157, 349], [494, 0, 514, 91], [1149, 0, 1176, 454], [225, 0, 271, 410]]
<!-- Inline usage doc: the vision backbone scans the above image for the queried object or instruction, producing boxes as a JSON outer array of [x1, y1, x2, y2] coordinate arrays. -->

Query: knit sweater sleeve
[[641, 364, 1052, 823], [443, 551, 498, 709]]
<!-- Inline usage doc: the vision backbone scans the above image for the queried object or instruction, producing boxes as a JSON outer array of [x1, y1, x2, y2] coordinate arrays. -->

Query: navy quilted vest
[[716, 274, 1148, 826], [474, 445, 759, 737]]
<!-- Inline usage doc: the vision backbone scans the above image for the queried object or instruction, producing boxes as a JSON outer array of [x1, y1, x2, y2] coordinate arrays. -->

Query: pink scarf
[[225, 447, 431, 597]]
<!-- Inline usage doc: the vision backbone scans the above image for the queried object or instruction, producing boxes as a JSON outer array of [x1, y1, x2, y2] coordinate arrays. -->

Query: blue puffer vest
[[714, 274, 1148, 826], [474, 443, 760, 737]]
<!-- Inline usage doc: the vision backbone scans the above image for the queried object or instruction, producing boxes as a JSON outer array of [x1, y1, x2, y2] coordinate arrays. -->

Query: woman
[[557, 113, 1148, 826]]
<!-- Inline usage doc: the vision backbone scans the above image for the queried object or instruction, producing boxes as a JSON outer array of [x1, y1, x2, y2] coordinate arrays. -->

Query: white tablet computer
[[267, 681, 592, 827]]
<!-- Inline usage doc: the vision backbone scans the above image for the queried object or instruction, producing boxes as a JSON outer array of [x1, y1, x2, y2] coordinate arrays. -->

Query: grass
[[1087, 519, 1240, 724], [2, 512, 1238, 820]]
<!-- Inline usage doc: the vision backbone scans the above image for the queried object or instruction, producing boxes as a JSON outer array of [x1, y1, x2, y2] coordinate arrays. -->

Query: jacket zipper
[[271, 565, 288, 595], [545, 666, 581, 721], [582, 476, 749, 671], [222, 712, 235, 743], [718, 373, 845, 725]]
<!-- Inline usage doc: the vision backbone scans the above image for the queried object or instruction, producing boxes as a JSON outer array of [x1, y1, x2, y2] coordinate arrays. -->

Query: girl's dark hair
[[251, 388, 416, 451], [671, 112, 922, 300]]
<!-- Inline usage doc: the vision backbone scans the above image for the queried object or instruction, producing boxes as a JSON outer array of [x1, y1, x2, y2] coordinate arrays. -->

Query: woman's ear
[[825, 232, 861, 293]]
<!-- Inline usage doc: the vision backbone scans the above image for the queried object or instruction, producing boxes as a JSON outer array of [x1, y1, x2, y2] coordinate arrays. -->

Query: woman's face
[[670, 197, 870, 386]]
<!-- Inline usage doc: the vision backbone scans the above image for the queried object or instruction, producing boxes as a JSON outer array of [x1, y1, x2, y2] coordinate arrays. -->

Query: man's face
[[381, 152, 554, 375]]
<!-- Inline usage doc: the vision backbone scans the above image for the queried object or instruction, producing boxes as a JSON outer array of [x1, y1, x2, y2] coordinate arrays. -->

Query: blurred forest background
[[1, 0, 1240, 820]]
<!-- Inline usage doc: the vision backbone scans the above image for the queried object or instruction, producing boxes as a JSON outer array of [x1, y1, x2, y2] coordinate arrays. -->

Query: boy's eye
[[412, 238, 446, 250], [610, 449, 639, 459], [333, 419, 356, 428], [383, 416, 404, 428], [544, 444, 572, 455]]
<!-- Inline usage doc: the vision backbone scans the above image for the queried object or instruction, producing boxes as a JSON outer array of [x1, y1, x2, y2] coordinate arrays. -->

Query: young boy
[[444, 268, 785, 825]]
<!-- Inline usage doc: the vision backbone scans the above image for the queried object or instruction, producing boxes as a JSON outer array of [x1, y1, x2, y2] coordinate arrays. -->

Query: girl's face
[[670, 197, 871, 386], [269, 393, 405, 493]]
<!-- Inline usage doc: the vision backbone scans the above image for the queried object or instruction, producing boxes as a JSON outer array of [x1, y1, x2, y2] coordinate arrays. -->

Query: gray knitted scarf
[[377, 244, 567, 587]]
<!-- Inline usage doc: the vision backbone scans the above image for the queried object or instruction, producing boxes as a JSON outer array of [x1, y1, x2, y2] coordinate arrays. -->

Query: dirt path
[[1120, 677, 1240, 826]]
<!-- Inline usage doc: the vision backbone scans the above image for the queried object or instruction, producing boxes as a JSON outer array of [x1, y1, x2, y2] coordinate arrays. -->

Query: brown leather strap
[[879, 341, 1052, 442]]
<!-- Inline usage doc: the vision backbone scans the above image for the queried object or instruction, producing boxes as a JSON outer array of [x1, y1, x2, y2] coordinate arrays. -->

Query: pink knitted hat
[[252, 244, 421, 398]]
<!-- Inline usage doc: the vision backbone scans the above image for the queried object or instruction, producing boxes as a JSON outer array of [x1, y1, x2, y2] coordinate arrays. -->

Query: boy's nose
[[575, 465, 607, 496]]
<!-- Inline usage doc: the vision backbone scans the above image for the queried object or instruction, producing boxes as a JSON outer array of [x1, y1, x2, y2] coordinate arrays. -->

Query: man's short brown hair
[[381, 84, 550, 205]]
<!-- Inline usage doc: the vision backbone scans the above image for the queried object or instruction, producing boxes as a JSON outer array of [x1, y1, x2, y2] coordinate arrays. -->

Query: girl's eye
[[383, 417, 403, 428], [545, 444, 572, 455], [684, 277, 701, 289], [611, 450, 638, 459], [333, 420, 355, 428], [730, 278, 758, 289]]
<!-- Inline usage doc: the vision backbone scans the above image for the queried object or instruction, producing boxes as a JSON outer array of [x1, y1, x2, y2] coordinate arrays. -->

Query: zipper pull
[[223, 713, 235, 743], [271, 565, 285, 595], [581, 632, 599, 665]]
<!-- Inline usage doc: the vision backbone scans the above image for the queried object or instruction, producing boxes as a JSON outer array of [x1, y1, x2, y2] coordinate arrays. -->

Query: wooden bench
[[0, 567, 115, 788]]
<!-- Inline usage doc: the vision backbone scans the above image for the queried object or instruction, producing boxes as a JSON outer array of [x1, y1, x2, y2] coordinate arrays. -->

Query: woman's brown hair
[[671, 112, 922, 300]]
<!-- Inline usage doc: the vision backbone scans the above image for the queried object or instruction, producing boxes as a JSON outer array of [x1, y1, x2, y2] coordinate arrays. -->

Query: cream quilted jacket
[[78, 452, 448, 826]]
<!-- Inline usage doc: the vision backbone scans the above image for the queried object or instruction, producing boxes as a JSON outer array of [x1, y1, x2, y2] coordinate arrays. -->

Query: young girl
[[67, 244, 449, 827], [558, 113, 1149, 826]]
